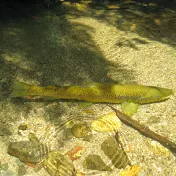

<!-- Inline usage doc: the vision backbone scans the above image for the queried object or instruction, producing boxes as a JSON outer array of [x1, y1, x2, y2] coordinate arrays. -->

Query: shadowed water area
[[0, 0, 176, 176]]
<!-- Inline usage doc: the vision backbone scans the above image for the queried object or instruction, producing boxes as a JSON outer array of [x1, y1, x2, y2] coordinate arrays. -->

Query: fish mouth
[[159, 88, 174, 100], [160, 96, 170, 101]]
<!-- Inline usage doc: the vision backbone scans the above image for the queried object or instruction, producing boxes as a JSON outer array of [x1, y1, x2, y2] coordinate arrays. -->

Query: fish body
[[10, 81, 173, 104]]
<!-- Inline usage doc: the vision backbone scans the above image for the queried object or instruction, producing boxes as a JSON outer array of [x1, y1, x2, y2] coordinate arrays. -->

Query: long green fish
[[10, 81, 173, 115]]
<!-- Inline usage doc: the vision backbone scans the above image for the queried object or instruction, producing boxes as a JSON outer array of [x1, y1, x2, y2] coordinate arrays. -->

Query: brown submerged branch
[[109, 106, 176, 153]]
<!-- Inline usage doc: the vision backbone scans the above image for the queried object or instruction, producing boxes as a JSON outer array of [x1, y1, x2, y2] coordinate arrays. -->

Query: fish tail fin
[[10, 81, 33, 97]]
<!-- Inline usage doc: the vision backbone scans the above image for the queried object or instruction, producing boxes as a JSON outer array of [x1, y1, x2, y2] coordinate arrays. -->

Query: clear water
[[0, 1, 176, 176]]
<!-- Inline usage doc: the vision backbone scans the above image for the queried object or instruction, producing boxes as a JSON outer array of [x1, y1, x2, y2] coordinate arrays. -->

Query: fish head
[[146, 86, 174, 102], [157, 87, 174, 100]]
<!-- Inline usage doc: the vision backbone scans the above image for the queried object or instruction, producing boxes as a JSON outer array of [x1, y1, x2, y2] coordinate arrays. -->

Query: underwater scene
[[0, 0, 176, 175]]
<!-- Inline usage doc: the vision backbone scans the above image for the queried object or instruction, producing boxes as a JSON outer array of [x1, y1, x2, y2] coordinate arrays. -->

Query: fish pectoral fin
[[78, 101, 93, 108], [121, 102, 139, 116]]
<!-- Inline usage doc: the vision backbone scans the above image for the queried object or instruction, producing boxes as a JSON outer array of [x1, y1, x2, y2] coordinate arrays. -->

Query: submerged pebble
[[8, 141, 49, 163], [43, 150, 75, 176], [18, 124, 29, 131], [91, 113, 121, 132], [0, 162, 8, 171], [71, 122, 90, 138], [83, 154, 112, 171], [28, 132, 39, 142], [101, 137, 130, 169], [18, 165, 27, 176], [0, 126, 12, 136], [148, 141, 171, 156], [147, 116, 161, 124], [0, 170, 15, 176], [119, 165, 141, 176]]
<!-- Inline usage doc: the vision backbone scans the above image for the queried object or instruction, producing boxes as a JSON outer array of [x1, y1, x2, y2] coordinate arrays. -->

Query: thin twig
[[109, 105, 176, 152]]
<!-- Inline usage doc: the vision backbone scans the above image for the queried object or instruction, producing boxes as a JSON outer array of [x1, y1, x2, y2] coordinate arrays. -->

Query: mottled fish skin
[[11, 81, 173, 104], [8, 141, 49, 163]]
